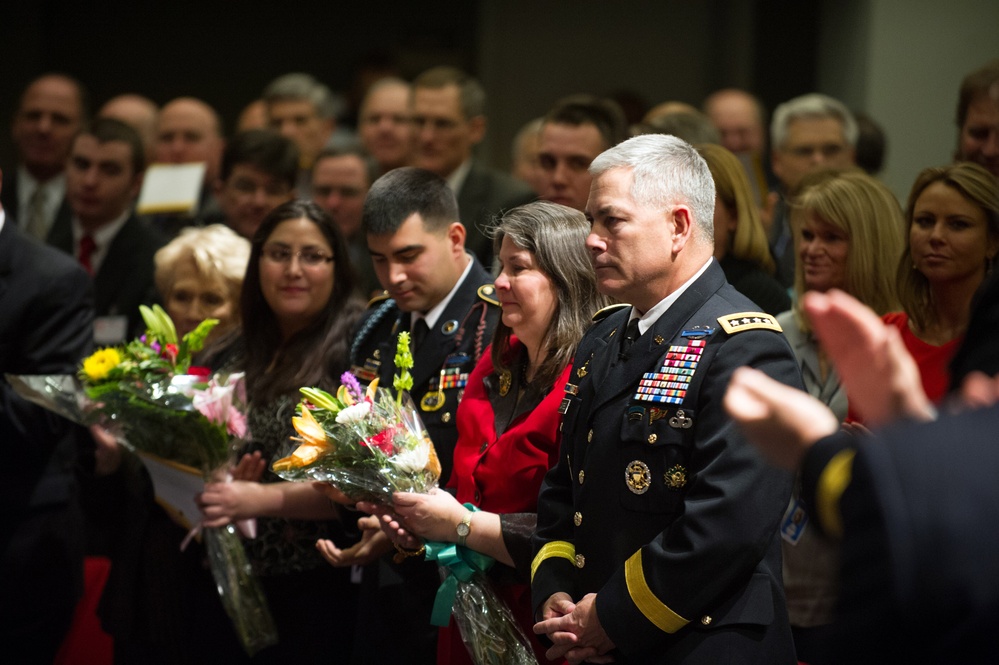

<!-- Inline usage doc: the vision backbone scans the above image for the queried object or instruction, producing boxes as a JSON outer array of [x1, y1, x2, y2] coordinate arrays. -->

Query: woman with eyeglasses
[[198, 199, 365, 662]]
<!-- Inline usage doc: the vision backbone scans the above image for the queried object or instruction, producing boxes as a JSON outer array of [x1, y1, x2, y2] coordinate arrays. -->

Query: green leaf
[[300, 387, 342, 412]]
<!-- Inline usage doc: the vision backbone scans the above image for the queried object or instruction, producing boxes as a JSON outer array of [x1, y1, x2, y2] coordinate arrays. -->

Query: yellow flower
[[82, 348, 122, 381]]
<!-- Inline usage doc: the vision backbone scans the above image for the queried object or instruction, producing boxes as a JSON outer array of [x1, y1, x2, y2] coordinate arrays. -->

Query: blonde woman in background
[[154, 224, 251, 342], [698, 143, 790, 315], [777, 167, 905, 664]]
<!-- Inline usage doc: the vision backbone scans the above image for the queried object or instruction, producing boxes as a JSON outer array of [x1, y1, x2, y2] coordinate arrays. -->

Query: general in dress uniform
[[531, 134, 802, 664]]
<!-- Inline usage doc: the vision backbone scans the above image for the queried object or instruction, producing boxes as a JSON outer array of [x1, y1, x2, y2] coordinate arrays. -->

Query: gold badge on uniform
[[421, 392, 444, 412], [577, 352, 592, 378], [664, 464, 687, 490], [649, 407, 668, 424], [441, 319, 458, 334], [625, 460, 652, 495]]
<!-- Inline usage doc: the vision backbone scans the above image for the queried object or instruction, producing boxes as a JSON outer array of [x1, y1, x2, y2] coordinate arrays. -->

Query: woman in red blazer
[[370, 201, 606, 664]]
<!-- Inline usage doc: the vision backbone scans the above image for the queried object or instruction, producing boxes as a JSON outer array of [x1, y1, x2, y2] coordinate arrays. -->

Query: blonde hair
[[697, 143, 775, 274], [789, 169, 906, 332], [154, 224, 251, 315], [897, 162, 999, 333]]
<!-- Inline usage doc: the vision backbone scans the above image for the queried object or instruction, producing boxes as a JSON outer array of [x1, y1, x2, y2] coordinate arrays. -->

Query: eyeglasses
[[261, 245, 334, 267]]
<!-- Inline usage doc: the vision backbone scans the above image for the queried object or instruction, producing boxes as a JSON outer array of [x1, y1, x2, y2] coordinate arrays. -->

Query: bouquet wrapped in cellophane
[[6, 305, 277, 656], [272, 333, 536, 665], [271, 331, 441, 503]]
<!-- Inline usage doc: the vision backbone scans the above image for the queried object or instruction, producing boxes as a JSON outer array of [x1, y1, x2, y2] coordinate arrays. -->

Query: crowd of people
[[2, 55, 998, 665]]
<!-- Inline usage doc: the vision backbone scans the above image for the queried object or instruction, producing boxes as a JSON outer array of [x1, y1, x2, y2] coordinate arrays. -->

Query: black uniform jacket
[[531, 261, 802, 664], [349, 258, 501, 484]]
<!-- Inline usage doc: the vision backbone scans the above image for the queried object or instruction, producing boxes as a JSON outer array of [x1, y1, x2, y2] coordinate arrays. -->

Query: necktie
[[412, 318, 430, 352], [619, 318, 641, 360], [78, 234, 97, 275], [25, 185, 47, 240]]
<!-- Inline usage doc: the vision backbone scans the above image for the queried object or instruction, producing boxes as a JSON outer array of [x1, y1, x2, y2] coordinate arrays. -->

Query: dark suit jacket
[[801, 407, 999, 663], [0, 217, 94, 654], [48, 211, 167, 340], [456, 161, 536, 266], [0, 168, 73, 245], [532, 261, 800, 664]]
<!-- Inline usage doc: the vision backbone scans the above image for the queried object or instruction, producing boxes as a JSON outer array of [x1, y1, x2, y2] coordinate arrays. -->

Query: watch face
[[456, 523, 470, 537]]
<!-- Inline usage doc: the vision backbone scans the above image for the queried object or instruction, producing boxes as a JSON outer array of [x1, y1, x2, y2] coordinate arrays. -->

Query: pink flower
[[192, 374, 247, 439]]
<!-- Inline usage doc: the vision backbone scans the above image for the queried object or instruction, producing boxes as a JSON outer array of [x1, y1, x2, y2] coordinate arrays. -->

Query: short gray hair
[[263, 72, 337, 120], [589, 134, 715, 245], [771, 93, 858, 150]]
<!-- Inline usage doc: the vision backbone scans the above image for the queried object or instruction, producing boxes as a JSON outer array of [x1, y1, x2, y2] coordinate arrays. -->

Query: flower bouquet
[[271, 331, 441, 503], [271, 333, 536, 665], [6, 305, 277, 656]]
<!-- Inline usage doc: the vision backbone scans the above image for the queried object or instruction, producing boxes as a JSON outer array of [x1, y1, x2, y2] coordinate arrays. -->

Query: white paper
[[137, 451, 204, 530], [137, 162, 206, 216]]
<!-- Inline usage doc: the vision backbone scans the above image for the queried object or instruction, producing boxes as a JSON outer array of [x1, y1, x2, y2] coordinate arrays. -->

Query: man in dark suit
[[0, 167, 95, 662], [1, 73, 88, 244], [346, 166, 500, 664], [51, 117, 166, 343], [411, 66, 535, 266], [531, 134, 801, 664]]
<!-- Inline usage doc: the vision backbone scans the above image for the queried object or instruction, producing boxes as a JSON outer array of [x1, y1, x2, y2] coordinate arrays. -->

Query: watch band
[[456, 510, 472, 546]]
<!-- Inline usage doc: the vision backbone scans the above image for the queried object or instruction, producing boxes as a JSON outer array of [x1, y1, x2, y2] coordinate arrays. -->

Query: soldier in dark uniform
[[345, 167, 500, 664], [531, 134, 803, 664]]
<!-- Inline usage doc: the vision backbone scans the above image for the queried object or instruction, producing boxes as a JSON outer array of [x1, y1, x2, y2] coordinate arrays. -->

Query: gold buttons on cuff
[[647, 433, 657, 444], [573, 512, 582, 526], [442, 412, 451, 423], [575, 554, 585, 568], [701, 615, 712, 625], [578, 470, 585, 484], [587, 429, 593, 442]]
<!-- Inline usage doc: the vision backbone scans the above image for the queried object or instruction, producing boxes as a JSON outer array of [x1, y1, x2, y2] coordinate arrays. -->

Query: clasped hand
[[533, 593, 615, 664]]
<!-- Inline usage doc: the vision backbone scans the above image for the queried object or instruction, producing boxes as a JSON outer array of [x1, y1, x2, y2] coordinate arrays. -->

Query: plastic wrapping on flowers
[[448, 571, 538, 665], [272, 384, 441, 505], [9, 372, 278, 656], [205, 524, 278, 655]]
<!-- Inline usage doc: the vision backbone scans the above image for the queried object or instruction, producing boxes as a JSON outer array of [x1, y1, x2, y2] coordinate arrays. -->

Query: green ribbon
[[424, 504, 494, 627]]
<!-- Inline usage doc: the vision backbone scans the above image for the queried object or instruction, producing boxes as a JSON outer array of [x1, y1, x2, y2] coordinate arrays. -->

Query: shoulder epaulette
[[477, 284, 500, 306], [366, 291, 390, 308], [716, 311, 783, 334], [592, 303, 630, 323]]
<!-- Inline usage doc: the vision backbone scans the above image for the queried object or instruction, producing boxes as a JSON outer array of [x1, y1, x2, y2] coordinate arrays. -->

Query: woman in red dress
[[888, 163, 999, 404], [366, 201, 606, 664]]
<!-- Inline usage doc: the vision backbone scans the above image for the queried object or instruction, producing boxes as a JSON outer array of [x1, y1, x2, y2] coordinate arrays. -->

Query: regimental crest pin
[[625, 460, 652, 495], [664, 464, 688, 490]]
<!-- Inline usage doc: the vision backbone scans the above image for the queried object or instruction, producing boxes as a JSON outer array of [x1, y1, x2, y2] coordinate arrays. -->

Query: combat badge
[[625, 460, 652, 495], [577, 352, 593, 378], [669, 409, 693, 429], [664, 464, 687, 490]]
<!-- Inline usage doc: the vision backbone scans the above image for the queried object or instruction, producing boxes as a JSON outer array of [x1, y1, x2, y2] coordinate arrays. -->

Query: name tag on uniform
[[780, 497, 808, 545]]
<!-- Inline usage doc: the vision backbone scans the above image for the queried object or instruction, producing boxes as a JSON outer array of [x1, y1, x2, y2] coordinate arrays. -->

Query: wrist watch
[[456, 511, 473, 546]]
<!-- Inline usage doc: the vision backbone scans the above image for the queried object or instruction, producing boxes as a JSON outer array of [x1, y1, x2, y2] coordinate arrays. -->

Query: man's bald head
[[100, 94, 159, 164], [155, 97, 224, 182], [703, 88, 767, 155]]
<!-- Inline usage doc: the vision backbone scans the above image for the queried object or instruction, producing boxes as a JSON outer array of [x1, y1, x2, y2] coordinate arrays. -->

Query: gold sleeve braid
[[531, 541, 576, 582], [624, 550, 690, 634]]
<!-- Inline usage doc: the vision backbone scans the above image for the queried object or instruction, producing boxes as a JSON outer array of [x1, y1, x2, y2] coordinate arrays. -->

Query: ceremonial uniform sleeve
[[530, 356, 586, 617], [593, 327, 799, 655]]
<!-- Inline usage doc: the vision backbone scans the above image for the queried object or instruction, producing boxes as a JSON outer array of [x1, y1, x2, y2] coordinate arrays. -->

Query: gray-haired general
[[531, 133, 803, 664]]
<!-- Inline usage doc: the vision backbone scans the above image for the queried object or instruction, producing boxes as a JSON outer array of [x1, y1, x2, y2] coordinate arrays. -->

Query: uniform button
[[587, 429, 593, 442], [701, 615, 712, 625], [575, 554, 585, 568], [578, 470, 585, 484], [442, 412, 451, 423], [648, 433, 657, 444], [573, 512, 582, 526]]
